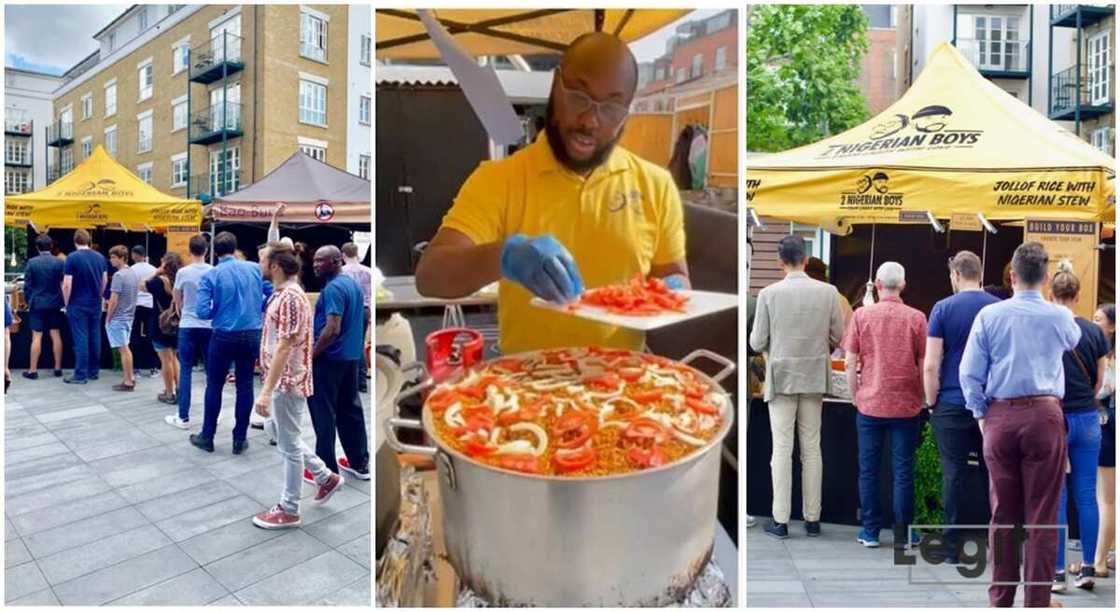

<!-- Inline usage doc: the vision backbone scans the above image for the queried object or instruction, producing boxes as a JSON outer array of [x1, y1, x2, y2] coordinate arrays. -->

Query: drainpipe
[[252, 4, 259, 185]]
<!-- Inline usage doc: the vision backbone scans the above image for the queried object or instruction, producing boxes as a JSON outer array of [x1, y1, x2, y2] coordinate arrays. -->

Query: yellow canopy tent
[[748, 43, 1115, 235], [376, 9, 690, 60], [5, 145, 202, 230]]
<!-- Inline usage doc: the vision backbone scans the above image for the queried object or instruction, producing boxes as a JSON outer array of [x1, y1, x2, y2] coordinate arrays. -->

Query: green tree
[[747, 5, 871, 152]]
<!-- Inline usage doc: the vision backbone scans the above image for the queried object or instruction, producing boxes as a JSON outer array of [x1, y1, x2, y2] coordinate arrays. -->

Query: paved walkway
[[4, 369, 370, 606], [746, 521, 1115, 608]]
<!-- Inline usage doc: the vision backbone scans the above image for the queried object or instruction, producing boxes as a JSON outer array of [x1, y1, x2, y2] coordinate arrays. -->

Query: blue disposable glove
[[500, 234, 585, 304], [662, 274, 688, 290]]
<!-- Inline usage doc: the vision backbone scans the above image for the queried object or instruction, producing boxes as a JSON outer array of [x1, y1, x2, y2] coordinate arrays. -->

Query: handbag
[[156, 276, 180, 335]]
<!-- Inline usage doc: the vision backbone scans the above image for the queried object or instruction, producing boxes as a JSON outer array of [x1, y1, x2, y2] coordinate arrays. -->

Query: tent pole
[[981, 228, 988, 286]]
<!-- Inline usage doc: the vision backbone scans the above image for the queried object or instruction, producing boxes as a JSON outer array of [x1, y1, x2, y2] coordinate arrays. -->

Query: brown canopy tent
[[210, 151, 370, 224]]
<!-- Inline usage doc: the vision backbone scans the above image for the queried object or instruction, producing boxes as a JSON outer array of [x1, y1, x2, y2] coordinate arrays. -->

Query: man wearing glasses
[[415, 32, 688, 354]]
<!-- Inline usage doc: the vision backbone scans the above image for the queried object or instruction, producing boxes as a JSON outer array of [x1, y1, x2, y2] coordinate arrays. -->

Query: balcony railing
[[1050, 64, 1115, 119], [189, 171, 242, 199], [47, 167, 60, 183], [1052, 4, 1115, 27], [189, 32, 244, 84], [5, 148, 32, 167], [4, 118, 32, 136], [46, 121, 74, 146], [956, 38, 1030, 75], [188, 102, 243, 145]]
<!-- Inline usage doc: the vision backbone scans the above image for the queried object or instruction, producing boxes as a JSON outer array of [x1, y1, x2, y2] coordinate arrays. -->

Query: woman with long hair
[[1093, 303, 1116, 577], [148, 252, 182, 404], [1050, 262, 1111, 592]]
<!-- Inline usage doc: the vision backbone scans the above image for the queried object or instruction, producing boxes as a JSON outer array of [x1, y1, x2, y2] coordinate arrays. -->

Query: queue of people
[[8, 227, 371, 532], [750, 235, 1116, 608]]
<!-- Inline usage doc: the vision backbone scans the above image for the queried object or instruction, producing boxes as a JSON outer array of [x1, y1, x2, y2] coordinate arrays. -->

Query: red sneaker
[[303, 468, 316, 485], [313, 473, 344, 504], [338, 456, 370, 481], [252, 505, 301, 529]]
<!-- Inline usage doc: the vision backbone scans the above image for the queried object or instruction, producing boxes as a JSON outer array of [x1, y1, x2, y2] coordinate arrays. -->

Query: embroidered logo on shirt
[[608, 188, 643, 213]]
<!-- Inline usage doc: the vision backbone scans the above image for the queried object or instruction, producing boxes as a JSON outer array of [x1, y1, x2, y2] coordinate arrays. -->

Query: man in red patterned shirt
[[251, 242, 344, 529], [843, 261, 928, 550]]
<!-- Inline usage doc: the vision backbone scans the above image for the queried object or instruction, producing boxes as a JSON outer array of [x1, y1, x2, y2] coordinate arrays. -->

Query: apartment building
[[858, 5, 905, 114], [4, 68, 62, 194], [906, 4, 1113, 154], [46, 4, 371, 199], [634, 9, 737, 111]]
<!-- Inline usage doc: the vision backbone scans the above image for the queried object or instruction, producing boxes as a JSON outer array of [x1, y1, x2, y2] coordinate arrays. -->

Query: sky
[[5, 4, 127, 75], [629, 9, 725, 63]]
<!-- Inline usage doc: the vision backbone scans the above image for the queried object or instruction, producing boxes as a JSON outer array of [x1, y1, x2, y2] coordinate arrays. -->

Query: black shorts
[[28, 308, 64, 332], [1100, 407, 1116, 468]]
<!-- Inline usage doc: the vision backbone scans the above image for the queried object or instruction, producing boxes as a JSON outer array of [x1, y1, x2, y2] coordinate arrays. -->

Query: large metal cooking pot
[[385, 348, 735, 606]]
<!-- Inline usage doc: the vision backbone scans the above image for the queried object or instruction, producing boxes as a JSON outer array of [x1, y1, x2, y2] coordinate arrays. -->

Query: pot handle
[[681, 349, 736, 384], [384, 416, 437, 456]]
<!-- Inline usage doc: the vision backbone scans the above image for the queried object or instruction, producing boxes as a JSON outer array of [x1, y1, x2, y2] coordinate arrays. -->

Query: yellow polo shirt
[[441, 136, 686, 354]]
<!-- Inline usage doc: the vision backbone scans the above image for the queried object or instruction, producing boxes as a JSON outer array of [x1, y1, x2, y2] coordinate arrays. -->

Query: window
[[61, 148, 74, 174], [360, 34, 371, 66], [208, 83, 241, 130], [705, 12, 731, 34], [209, 146, 241, 195], [80, 93, 93, 120], [138, 60, 154, 101], [359, 154, 370, 179], [5, 139, 29, 165], [299, 80, 327, 126], [81, 137, 92, 159], [963, 14, 1024, 72], [714, 47, 727, 72], [1089, 30, 1111, 105], [299, 144, 326, 161], [1092, 127, 1113, 154], [172, 41, 190, 74], [691, 54, 703, 79], [105, 125, 118, 157], [171, 153, 188, 187], [138, 7, 148, 30], [359, 95, 371, 125], [301, 12, 329, 62], [675, 67, 687, 83], [105, 81, 117, 116], [108, 32, 116, 52], [210, 15, 242, 62], [172, 98, 188, 131], [5, 170, 31, 195], [58, 107, 73, 139], [137, 112, 153, 153], [137, 162, 153, 184]]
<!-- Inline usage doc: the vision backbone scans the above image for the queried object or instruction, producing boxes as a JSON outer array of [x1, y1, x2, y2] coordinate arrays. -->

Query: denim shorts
[[106, 318, 133, 348]]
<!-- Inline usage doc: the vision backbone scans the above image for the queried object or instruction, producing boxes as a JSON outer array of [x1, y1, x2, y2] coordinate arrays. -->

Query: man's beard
[[544, 98, 622, 174]]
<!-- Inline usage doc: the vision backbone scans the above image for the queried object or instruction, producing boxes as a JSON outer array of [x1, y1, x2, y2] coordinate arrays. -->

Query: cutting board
[[530, 289, 738, 331]]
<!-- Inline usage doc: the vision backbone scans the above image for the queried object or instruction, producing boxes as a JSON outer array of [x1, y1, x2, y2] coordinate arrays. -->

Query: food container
[[385, 348, 734, 606]]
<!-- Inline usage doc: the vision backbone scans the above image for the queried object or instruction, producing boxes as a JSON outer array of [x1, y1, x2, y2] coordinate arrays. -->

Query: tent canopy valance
[[5, 145, 202, 230], [210, 151, 370, 224], [748, 43, 1116, 235], [375, 9, 689, 60]]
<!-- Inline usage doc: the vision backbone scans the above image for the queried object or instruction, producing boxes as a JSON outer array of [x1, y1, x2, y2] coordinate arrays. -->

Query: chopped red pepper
[[630, 390, 664, 404], [463, 439, 498, 458], [624, 417, 669, 444]]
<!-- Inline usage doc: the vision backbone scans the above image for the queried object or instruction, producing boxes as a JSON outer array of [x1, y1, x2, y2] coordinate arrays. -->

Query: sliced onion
[[508, 422, 548, 456], [554, 440, 591, 457], [698, 415, 717, 431], [586, 389, 623, 401], [600, 420, 629, 430], [671, 427, 707, 447], [496, 439, 534, 455], [528, 380, 569, 391], [489, 427, 503, 445], [444, 402, 465, 428]]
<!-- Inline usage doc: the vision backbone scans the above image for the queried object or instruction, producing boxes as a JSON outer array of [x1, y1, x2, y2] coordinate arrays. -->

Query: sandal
[[112, 383, 135, 392]]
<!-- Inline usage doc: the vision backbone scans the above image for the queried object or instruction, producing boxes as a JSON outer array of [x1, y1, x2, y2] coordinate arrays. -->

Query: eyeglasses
[[555, 73, 630, 127]]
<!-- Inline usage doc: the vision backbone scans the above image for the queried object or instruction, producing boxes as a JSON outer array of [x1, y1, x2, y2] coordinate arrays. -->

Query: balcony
[[1049, 65, 1114, 121], [1052, 4, 1115, 28], [47, 167, 61, 183], [5, 149, 32, 168], [46, 121, 74, 147], [956, 38, 1030, 79], [188, 32, 244, 84], [189, 171, 242, 199], [4, 118, 32, 137], [188, 102, 243, 145]]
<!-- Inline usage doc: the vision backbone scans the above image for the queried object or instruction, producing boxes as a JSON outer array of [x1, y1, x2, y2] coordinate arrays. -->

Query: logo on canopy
[[314, 201, 335, 222], [59, 178, 134, 198], [821, 104, 983, 159], [841, 171, 904, 209]]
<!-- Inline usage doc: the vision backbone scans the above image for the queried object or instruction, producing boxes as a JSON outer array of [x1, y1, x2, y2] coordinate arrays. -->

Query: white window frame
[[298, 78, 328, 127], [358, 154, 370, 179], [209, 146, 241, 195], [61, 148, 74, 174], [360, 34, 371, 66], [137, 161, 153, 184], [1092, 127, 1113, 153], [172, 35, 191, 75], [81, 136, 93, 160], [675, 67, 687, 83], [6, 170, 31, 195], [298, 137, 328, 162], [171, 152, 189, 187], [171, 95, 189, 132], [5, 139, 30, 165], [138, 57, 155, 102], [1089, 30, 1111, 106], [80, 93, 93, 120], [104, 79, 117, 117], [359, 95, 371, 125], [137, 110, 153, 154], [968, 13, 1023, 72], [104, 124, 118, 157], [691, 54, 703, 79], [300, 8, 330, 63], [714, 47, 727, 72]]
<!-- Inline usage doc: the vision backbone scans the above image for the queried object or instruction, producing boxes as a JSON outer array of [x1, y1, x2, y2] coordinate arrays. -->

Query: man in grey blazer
[[750, 235, 846, 539]]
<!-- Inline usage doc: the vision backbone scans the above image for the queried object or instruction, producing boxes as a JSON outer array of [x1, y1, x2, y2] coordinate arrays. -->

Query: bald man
[[415, 32, 689, 354], [308, 245, 369, 480]]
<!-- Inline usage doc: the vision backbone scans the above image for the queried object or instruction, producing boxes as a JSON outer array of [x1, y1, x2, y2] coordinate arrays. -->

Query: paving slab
[[110, 567, 230, 606]]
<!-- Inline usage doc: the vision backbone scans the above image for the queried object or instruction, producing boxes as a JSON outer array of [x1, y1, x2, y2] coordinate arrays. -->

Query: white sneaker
[[164, 415, 190, 430]]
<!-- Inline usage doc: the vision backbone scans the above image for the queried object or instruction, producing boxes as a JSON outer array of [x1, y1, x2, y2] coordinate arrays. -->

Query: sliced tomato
[[457, 385, 485, 401], [496, 398, 548, 425], [630, 390, 664, 404], [624, 417, 669, 443], [687, 397, 720, 416], [683, 385, 706, 400], [626, 444, 667, 468], [552, 444, 596, 473], [554, 410, 597, 449], [490, 358, 523, 373], [587, 372, 622, 391], [463, 439, 498, 458], [496, 454, 540, 474], [618, 368, 645, 383], [426, 389, 460, 413]]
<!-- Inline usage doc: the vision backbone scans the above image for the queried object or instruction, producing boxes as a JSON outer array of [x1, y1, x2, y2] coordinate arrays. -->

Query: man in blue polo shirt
[[308, 245, 369, 480], [22, 233, 66, 379], [190, 231, 263, 455], [63, 229, 108, 384]]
